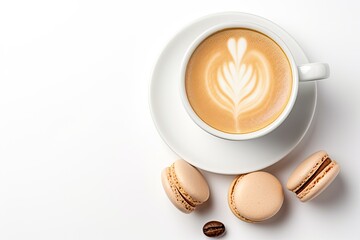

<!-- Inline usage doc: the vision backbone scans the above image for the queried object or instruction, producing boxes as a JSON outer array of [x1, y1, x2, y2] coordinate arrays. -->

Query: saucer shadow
[[264, 110, 319, 175]]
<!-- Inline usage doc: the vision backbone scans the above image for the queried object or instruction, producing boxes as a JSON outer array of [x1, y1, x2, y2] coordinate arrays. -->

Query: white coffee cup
[[180, 22, 329, 141]]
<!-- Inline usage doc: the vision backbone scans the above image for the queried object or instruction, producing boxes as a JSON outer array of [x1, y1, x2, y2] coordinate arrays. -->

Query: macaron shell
[[287, 150, 328, 192], [297, 161, 340, 202], [228, 172, 284, 222], [161, 168, 194, 213], [172, 159, 210, 204], [228, 175, 253, 223]]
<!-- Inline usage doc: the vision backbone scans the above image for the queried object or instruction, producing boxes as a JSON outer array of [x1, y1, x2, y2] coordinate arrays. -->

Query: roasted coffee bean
[[202, 220, 225, 237]]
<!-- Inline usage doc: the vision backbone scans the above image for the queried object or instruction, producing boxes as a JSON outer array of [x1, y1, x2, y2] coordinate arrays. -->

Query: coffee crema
[[185, 28, 293, 134]]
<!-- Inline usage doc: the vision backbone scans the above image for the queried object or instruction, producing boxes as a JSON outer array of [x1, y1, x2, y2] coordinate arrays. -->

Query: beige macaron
[[161, 159, 210, 213], [228, 171, 284, 223], [287, 150, 340, 202]]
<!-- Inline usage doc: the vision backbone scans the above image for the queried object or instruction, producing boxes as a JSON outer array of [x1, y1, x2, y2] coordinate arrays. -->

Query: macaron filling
[[295, 157, 332, 195], [168, 168, 196, 208], [170, 163, 203, 206], [178, 189, 196, 208], [164, 167, 195, 212]]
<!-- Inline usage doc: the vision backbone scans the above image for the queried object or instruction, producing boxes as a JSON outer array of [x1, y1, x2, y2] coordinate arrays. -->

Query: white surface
[[150, 12, 317, 174], [0, 0, 359, 239]]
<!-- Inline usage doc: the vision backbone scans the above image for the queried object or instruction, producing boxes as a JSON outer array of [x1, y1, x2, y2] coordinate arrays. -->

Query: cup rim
[[180, 21, 299, 140]]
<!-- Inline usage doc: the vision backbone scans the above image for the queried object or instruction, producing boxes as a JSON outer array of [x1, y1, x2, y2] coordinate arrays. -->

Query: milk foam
[[185, 28, 292, 134], [205, 37, 271, 131]]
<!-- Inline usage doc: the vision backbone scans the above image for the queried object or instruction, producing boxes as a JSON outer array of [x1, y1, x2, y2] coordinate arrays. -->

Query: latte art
[[205, 37, 271, 131], [185, 28, 292, 134]]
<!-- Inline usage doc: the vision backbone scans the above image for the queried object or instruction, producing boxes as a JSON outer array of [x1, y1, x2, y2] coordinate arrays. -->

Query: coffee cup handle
[[298, 63, 330, 81]]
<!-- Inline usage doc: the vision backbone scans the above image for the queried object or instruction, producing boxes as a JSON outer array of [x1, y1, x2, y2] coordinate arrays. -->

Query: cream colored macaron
[[228, 171, 284, 223], [287, 150, 340, 202], [161, 159, 210, 213]]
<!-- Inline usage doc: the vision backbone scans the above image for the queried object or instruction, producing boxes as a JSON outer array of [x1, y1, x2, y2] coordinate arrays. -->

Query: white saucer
[[149, 12, 317, 174]]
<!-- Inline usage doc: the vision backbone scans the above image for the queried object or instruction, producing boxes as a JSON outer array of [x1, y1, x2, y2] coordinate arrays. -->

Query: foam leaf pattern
[[205, 37, 271, 131]]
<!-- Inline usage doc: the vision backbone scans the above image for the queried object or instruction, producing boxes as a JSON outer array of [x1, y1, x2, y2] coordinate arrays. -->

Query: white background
[[0, 0, 359, 239]]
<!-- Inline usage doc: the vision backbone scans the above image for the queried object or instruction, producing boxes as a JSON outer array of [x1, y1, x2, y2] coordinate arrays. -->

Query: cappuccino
[[185, 28, 293, 134]]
